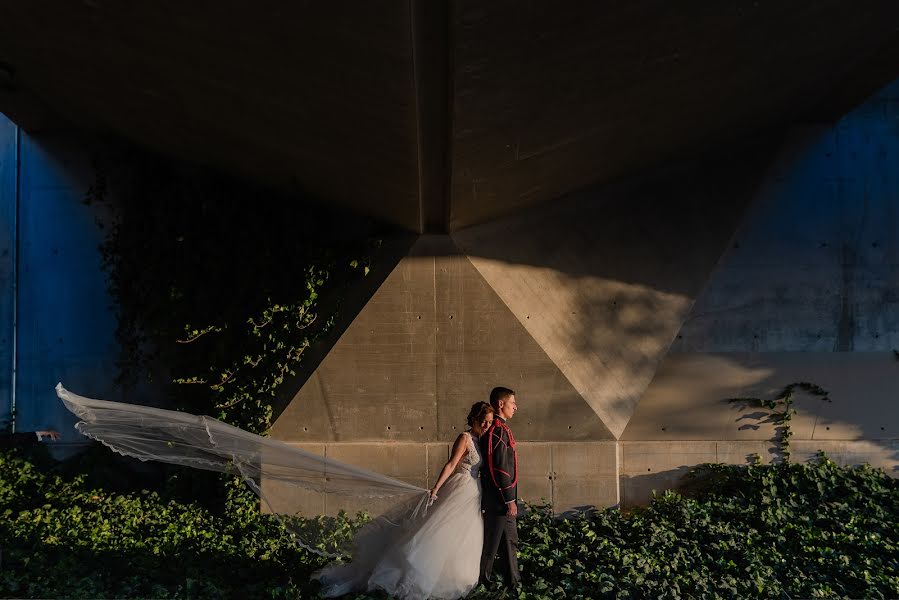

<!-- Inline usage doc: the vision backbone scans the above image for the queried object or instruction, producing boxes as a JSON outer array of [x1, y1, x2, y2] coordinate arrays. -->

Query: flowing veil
[[55, 383, 431, 558]]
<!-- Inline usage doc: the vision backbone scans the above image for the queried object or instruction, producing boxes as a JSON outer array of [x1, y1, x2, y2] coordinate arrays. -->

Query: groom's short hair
[[489, 386, 515, 411]]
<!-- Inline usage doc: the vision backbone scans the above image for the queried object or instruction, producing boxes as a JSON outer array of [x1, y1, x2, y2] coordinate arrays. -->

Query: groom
[[479, 386, 520, 588]]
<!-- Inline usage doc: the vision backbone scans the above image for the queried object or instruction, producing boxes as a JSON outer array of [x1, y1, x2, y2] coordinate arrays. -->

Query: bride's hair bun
[[466, 401, 494, 427]]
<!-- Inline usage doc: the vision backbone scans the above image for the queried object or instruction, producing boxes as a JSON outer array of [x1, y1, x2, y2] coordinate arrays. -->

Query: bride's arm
[[429, 434, 469, 498]]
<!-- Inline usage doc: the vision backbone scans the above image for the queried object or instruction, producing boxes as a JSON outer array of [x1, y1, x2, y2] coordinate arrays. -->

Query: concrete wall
[[447, 1, 899, 230], [268, 79, 899, 516], [5, 80, 897, 517], [271, 235, 611, 445], [268, 139, 776, 513], [261, 441, 617, 516], [621, 80, 899, 506], [0, 113, 117, 444], [0, 116, 15, 427], [453, 145, 774, 440]]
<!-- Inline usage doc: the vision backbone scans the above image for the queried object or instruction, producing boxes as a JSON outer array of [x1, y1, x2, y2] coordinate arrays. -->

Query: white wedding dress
[[53, 384, 483, 598], [316, 432, 484, 599]]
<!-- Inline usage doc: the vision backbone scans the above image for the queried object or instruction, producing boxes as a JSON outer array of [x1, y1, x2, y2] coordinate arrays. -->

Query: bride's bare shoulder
[[450, 432, 470, 454]]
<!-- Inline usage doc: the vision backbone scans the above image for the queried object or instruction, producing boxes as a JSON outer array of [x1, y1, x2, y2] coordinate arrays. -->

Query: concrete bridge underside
[[2, 2, 899, 511]]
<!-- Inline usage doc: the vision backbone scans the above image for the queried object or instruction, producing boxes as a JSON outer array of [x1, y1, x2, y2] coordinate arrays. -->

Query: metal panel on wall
[[0, 114, 15, 426], [12, 133, 117, 442]]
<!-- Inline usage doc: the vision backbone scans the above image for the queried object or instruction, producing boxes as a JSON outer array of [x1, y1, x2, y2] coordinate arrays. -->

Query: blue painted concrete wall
[[622, 79, 899, 444], [0, 113, 117, 441], [0, 117, 15, 429], [673, 79, 899, 352]]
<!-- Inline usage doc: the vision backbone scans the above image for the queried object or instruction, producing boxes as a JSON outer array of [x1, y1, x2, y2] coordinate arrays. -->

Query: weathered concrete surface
[[273, 245, 438, 443], [4, 15, 898, 519], [613, 81, 899, 507], [4, 3, 898, 232], [621, 352, 899, 442], [789, 440, 899, 471], [673, 81, 899, 353], [271, 235, 611, 444], [619, 440, 749, 508], [448, 1, 899, 229], [621, 442, 718, 476], [454, 147, 775, 438], [262, 441, 618, 516], [260, 443, 326, 516], [551, 443, 618, 511], [620, 351, 899, 507], [515, 443, 552, 506], [0, 3, 423, 231], [325, 444, 430, 517], [426, 443, 451, 487], [267, 438, 898, 513]]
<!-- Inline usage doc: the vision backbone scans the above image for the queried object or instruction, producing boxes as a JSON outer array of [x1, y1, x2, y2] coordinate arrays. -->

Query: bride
[[315, 401, 494, 599], [55, 384, 495, 600]]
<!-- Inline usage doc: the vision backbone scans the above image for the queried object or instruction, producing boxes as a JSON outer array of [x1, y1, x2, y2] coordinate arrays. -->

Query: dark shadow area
[[2, 521, 329, 599], [451, 135, 785, 434], [268, 231, 417, 426], [0, 446, 333, 597], [620, 467, 692, 510], [20, 442, 232, 514], [83, 139, 408, 427], [454, 133, 782, 295]]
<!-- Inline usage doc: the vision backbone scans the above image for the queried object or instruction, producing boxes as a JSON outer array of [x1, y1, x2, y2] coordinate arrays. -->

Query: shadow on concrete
[[268, 232, 417, 424], [620, 466, 693, 509], [620, 449, 844, 510], [453, 135, 782, 295], [450, 136, 784, 435]]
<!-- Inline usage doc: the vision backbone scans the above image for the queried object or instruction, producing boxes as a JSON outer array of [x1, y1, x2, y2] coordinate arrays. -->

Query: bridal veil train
[[56, 384, 486, 599], [55, 384, 428, 556]]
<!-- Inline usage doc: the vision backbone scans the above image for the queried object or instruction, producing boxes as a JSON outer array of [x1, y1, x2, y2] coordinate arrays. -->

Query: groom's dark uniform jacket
[[478, 415, 521, 586], [480, 416, 518, 512]]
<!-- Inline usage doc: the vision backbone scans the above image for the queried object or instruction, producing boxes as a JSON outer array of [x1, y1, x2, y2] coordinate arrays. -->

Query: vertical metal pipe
[[10, 125, 19, 432]]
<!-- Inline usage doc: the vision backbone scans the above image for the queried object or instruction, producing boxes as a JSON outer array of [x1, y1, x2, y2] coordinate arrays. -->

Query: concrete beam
[[0, 2, 424, 230], [448, 0, 899, 229], [2, 3, 898, 231]]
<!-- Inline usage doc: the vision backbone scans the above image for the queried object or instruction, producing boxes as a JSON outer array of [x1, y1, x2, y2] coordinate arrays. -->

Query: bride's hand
[[428, 488, 438, 506]]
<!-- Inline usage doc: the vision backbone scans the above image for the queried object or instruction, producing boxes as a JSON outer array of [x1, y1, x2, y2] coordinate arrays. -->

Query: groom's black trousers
[[480, 511, 520, 587]]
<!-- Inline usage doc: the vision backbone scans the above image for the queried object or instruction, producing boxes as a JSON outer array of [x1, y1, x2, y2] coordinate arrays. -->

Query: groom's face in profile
[[498, 394, 517, 420]]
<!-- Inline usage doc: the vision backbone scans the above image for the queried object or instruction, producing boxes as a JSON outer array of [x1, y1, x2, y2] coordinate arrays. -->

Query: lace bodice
[[455, 432, 482, 477]]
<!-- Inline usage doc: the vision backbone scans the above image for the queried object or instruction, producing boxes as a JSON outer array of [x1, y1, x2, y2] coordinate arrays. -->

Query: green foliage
[[84, 152, 380, 434], [516, 453, 899, 599], [0, 450, 332, 598], [4, 449, 899, 599]]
